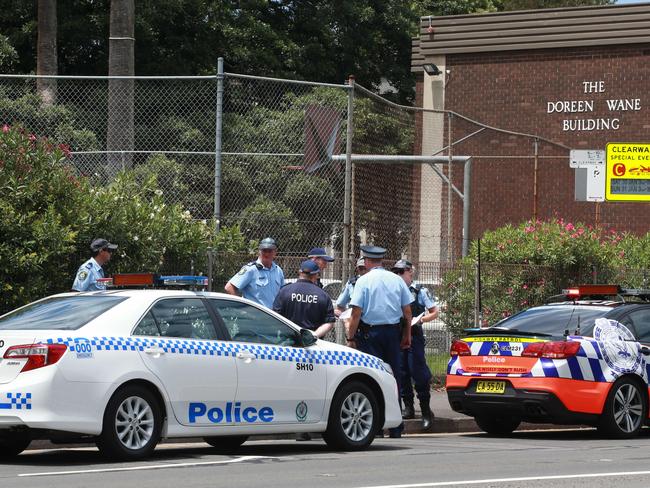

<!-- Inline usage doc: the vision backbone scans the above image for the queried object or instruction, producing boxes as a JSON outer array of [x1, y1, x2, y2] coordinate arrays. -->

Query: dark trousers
[[355, 323, 403, 434], [400, 325, 433, 402]]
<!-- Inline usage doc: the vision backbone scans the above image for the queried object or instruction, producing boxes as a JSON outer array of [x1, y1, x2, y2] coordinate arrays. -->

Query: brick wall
[[416, 44, 650, 250]]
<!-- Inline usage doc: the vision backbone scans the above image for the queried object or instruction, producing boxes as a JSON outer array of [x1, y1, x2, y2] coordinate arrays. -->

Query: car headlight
[[381, 361, 394, 376]]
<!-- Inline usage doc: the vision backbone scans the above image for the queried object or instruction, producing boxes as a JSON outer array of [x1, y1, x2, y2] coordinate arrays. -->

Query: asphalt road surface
[[4, 429, 650, 488]]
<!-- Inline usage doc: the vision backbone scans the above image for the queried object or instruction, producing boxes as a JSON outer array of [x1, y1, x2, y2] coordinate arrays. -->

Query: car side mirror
[[641, 346, 650, 356], [300, 328, 317, 347]]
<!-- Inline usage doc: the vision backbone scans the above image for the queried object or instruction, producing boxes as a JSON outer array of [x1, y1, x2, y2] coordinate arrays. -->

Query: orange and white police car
[[447, 285, 650, 438]]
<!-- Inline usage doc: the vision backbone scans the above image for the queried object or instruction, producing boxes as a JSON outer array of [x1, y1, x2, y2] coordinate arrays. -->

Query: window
[[210, 299, 299, 347], [621, 308, 650, 344], [0, 296, 126, 331], [493, 306, 610, 336], [142, 298, 217, 340]]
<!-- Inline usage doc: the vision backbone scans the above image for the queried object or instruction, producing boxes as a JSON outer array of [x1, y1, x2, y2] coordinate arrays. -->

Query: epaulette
[[348, 276, 357, 285], [246, 260, 264, 270], [411, 283, 422, 292]]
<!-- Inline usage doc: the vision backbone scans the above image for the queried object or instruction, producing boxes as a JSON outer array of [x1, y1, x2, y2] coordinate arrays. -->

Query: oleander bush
[[439, 218, 649, 336]]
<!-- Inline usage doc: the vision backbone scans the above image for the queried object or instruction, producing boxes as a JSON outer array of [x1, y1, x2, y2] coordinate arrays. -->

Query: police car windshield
[[491, 305, 611, 336], [0, 296, 126, 330]]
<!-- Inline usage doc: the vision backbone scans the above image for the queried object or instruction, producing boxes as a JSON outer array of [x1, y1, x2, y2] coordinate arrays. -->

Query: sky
[[615, 0, 650, 4]]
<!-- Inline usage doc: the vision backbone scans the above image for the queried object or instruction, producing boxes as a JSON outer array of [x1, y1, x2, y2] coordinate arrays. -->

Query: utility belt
[[357, 321, 400, 339], [400, 318, 423, 336]]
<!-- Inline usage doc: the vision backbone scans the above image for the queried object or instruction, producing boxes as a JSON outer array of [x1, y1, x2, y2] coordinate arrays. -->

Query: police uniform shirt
[[413, 283, 437, 310], [335, 278, 356, 308], [349, 267, 412, 325], [228, 258, 285, 309], [72, 258, 106, 292], [272, 279, 335, 331]]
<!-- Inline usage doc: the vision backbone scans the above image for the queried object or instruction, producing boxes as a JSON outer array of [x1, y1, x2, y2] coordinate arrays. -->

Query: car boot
[[420, 397, 434, 430], [402, 398, 415, 419]]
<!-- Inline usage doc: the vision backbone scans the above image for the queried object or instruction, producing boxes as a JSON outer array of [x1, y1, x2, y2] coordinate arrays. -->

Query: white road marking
[[19, 455, 274, 477], [357, 470, 650, 488]]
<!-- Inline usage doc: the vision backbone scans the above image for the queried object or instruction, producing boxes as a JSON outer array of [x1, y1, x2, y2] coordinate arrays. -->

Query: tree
[[37, 0, 57, 106], [107, 0, 134, 174]]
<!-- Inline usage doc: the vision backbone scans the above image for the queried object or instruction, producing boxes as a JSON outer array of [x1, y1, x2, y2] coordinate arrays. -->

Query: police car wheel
[[97, 386, 162, 460], [474, 415, 520, 436], [203, 435, 249, 451], [323, 381, 378, 451], [598, 377, 647, 439], [0, 430, 31, 458]]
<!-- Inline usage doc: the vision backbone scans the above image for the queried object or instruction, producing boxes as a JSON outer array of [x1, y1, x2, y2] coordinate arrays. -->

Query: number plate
[[475, 380, 506, 394]]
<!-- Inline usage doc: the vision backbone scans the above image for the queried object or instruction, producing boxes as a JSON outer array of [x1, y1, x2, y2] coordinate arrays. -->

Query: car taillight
[[450, 340, 471, 356], [3, 344, 67, 372], [522, 341, 580, 359]]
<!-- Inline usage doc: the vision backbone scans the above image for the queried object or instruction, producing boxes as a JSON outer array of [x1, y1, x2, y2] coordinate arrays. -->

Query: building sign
[[571, 150, 605, 202], [546, 81, 642, 132], [605, 143, 650, 202]]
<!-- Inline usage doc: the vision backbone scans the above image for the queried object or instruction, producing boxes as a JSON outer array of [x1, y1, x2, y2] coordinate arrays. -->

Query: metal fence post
[[447, 112, 453, 263], [342, 76, 355, 285], [462, 158, 472, 258], [207, 247, 214, 292], [214, 57, 224, 235]]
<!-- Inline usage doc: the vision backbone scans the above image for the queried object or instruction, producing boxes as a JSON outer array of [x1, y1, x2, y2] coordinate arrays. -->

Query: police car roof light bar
[[158, 275, 208, 287], [112, 273, 158, 287], [562, 284, 620, 298]]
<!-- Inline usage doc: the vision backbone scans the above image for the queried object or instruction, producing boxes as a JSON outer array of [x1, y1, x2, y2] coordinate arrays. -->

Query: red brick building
[[410, 3, 650, 262]]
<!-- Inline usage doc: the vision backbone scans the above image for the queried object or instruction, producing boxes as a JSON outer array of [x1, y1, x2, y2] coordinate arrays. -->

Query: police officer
[[308, 247, 335, 288], [72, 238, 118, 292], [392, 259, 437, 430], [348, 245, 413, 438], [225, 237, 285, 309], [335, 257, 367, 316], [273, 260, 336, 339]]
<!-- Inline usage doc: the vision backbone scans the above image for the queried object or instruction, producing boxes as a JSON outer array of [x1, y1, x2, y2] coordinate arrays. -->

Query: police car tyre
[[203, 435, 249, 451], [96, 385, 163, 460], [598, 376, 647, 439], [474, 415, 521, 436], [0, 431, 31, 458], [323, 381, 378, 450]]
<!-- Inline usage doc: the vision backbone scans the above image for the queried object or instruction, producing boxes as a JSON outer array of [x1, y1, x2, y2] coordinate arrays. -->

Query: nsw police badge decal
[[296, 401, 308, 422]]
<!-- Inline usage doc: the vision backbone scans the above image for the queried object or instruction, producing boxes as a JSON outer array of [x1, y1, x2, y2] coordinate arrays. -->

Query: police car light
[[96, 277, 113, 287], [450, 340, 471, 357], [562, 284, 620, 298], [159, 275, 208, 287], [112, 273, 158, 287], [4, 343, 67, 372], [522, 341, 580, 359]]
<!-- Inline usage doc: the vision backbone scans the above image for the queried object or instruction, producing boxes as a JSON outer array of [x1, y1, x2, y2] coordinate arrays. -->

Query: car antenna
[[574, 314, 581, 336]]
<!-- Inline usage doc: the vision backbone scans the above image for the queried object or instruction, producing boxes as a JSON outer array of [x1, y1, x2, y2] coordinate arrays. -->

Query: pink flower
[[565, 223, 575, 231], [571, 233, 579, 238], [507, 287, 513, 294], [522, 284, 528, 289], [29, 134, 36, 141], [619, 250, 625, 258], [2, 124, 8, 133], [577, 228, 585, 235], [524, 226, 535, 233]]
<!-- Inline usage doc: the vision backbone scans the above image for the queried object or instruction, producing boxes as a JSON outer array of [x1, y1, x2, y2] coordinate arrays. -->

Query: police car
[[0, 274, 401, 460], [447, 285, 650, 438]]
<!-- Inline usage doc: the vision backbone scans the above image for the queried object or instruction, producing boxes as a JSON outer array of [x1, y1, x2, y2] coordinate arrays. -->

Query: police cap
[[259, 237, 278, 250], [308, 247, 334, 262], [360, 245, 386, 259], [90, 238, 118, 252], [392, 259, 413, 271], [355, 257, 366, 268], [299, 260, 320, 275]]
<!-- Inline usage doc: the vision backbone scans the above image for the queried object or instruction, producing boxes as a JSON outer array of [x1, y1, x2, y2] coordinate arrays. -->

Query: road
[[4, 429, 650, 488]]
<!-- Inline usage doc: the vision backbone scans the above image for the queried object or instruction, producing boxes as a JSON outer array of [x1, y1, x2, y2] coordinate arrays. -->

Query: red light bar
[[561, 284, 620, 298], [112, 273, 157, 287]]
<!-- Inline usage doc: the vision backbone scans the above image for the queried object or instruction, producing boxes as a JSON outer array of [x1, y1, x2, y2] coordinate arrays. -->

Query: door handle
[[144, 347, 165, 358], [236, 351, 256, 363]]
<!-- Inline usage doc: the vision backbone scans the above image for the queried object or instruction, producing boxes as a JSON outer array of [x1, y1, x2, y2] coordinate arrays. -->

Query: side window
[[133, 311, 160, 336], [625, 308, 650, 344], [149, 298, 217, 340], [210, 299, 299, 347]]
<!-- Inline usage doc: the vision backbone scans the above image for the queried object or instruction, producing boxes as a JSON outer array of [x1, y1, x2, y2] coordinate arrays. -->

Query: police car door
[[134, 297, 238, 427], [209, 299, 327, 425]]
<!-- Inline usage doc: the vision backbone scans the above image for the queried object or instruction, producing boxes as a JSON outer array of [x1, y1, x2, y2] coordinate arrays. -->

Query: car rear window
[[0, 296, 127, 330], [492, 306, 611, 336]]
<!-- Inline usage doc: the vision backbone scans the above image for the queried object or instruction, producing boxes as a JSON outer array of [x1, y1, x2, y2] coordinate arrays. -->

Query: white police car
[[0, 276, 401, 460]]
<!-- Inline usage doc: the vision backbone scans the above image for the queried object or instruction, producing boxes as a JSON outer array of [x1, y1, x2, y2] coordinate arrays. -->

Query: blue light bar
[[158, 275, 208, 287]]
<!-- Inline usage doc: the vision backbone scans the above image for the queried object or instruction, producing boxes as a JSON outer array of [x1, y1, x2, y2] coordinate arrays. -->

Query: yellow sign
[[606, 143, 650, 202]]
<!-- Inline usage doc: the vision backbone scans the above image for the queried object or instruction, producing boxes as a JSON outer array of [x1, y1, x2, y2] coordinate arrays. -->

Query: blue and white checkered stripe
[[0, 392, 32, 410], [448, 338, 646, 382], [44, 336, 385, 371]]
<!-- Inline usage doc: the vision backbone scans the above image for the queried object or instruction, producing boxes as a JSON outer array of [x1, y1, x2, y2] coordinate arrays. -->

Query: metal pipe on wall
[[214, 57, 224, 234], [342, 76, 355, 285]]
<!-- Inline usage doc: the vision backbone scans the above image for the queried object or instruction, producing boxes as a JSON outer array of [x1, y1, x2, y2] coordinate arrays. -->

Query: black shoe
[[402, 399, 415, 420], [420, 398, 434, 431], [388, 428, 402, 439], [296, 433, 312, 441]]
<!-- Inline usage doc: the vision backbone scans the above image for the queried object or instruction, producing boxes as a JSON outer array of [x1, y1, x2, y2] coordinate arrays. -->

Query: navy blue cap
[[299, 260, 320, 275], [360, 245, 386, 259], [392, 259, 413, 270], [259, 237, 277, 250], [308, 247, 334, 262], [91, 238, 118, 252]]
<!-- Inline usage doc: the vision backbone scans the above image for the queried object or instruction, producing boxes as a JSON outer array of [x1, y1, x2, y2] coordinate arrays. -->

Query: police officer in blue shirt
[[273, 260, 336, 339], [392, 259, 438, 430], [308, 247, 335, 289], [72, 238, 117, 291], [348, 245, 413, 438], [225, 237, 285, 309], [335, 257, 367, 315]]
